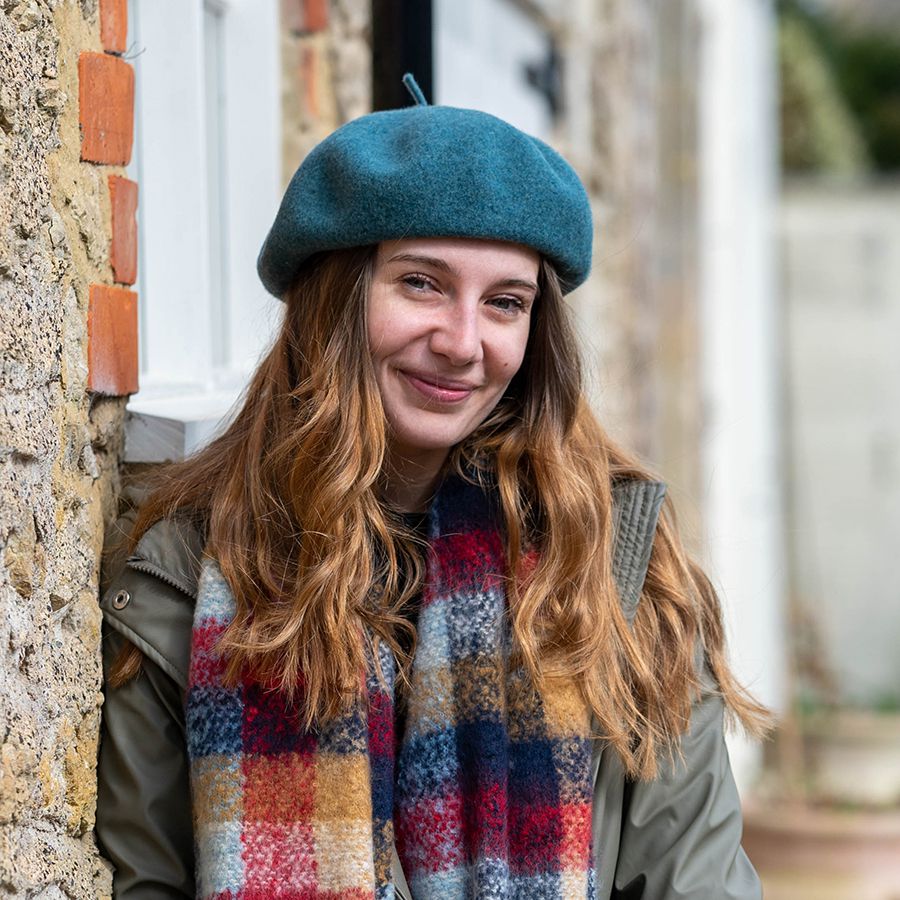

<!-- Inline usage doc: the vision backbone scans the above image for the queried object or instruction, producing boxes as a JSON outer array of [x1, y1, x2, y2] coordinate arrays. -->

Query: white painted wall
[[696, 0, 786, 791], [782, 183, 900, 708]]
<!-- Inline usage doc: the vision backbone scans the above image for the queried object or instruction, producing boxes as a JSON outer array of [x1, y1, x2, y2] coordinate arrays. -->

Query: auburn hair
[[120, 244, 769, 779]]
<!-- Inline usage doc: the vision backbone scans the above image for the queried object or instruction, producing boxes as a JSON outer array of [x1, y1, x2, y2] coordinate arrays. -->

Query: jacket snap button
[[112, 589, 131, 610]]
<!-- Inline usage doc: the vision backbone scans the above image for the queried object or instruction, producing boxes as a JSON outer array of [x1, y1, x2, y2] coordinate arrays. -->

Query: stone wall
[[650, 0, 702, 523], [580, 0, 662, 460], [0, 0, 134, 895], [559, 0, 703, 519], [281, 0, 371, 185]]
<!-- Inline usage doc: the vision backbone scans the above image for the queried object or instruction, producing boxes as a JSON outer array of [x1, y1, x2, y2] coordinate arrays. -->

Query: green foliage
[[833, 30, 900, 170], [778, 0, 900, 173], [778, 9, 868, 174], [872, 691, 900, 714]]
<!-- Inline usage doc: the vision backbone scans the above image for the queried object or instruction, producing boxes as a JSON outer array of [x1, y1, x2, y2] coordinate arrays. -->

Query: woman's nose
[[429, 304, 483, 366]]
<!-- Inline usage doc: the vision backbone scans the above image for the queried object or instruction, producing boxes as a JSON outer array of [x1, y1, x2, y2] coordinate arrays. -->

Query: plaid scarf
[[186, 472, 596, 899]]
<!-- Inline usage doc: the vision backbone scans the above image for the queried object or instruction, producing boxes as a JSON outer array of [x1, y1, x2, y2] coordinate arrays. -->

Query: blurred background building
[[742, 1, 900, 896], [0, 0, 897, 896]]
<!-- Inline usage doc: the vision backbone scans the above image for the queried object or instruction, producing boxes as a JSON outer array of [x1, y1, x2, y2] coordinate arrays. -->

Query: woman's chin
[[382, 406, 477, 455]]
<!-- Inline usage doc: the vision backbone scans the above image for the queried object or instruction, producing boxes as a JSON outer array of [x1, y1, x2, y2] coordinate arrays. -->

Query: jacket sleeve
[[611, 666, 762, 900], [97, 571, 196, 899]]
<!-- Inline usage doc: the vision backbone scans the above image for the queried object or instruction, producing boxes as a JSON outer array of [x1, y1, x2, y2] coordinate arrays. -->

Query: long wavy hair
[[120, 244, 769, 779]]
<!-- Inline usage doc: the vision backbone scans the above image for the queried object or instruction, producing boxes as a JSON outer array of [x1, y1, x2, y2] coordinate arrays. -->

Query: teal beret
[[257, 87, 593, 297]]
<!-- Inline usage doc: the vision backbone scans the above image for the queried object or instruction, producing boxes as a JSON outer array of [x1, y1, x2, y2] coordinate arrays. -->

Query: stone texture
[[649, 0, 702, 529], [576, 0, 663, 460], [0, 0, 122, 895], [282, 0, 304, 33], [329, 0, 371, 123], [280, 0, 370, 184]]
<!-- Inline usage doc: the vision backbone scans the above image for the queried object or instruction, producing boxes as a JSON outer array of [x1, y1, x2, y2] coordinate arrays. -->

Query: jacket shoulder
[[100, 499, 205, 691]]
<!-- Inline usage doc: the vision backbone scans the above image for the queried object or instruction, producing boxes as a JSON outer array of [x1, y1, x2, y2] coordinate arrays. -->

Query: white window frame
[[125, 0, 282, 461]]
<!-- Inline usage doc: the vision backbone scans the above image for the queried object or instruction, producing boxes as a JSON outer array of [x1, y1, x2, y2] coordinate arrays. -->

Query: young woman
[[97, 77, 769, 899]]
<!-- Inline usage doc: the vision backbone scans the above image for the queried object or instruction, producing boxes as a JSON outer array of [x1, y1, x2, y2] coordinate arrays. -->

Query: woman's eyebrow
[[386, 253, 460, 277], [386, 254, 538, 294], [492, 278, 539, 295]]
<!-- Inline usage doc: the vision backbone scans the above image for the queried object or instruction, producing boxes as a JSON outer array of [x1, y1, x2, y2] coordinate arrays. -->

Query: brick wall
[[0, 0, 138, 893], [281, 0, 371, 184], [79, 0, 138, 395], [552, 0, 704, 526]]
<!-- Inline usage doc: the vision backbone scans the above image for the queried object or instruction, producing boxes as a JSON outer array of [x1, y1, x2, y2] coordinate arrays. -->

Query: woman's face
[[368, 237, 539, 466]]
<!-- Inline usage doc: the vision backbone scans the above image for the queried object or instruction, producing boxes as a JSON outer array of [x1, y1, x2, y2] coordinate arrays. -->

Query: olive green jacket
[[97, 481, 762, 899]]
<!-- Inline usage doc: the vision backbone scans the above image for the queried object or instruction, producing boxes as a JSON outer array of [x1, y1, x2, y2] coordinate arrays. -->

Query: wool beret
[[257, 81, 593, 297]]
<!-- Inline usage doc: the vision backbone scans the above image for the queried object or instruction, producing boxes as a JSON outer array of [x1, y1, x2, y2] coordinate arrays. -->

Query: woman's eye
[[401, 274, 434, 292], [490, 296, 526, 314]]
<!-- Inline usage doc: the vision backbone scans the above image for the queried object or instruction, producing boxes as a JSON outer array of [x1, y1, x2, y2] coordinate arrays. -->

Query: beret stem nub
[[402, 72, 429, 107]]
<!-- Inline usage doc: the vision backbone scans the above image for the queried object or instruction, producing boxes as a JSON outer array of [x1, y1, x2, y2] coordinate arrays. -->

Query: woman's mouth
[[400, 371, 475, 404]]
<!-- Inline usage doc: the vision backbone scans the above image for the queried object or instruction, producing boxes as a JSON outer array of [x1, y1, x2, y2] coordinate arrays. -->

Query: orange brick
[[79, 52, 134, 165], [304, 0, 328, 32], [100, 0, 127, 54], [299, 45, 319, 119], [108, 175, 138, 285], [283, 0, 328, 33], [88, 284, 138, 395]]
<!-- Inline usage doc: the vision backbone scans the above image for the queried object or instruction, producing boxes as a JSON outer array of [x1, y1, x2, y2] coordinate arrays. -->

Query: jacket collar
[[611, 479, 667, 622]]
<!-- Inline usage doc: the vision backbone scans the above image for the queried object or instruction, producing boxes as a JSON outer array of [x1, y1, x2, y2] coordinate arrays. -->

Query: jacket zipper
[[126, 558, 198, 601]]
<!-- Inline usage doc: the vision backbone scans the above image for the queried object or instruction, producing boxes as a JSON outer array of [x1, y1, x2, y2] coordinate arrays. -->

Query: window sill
[[124, 388, 242, 463]]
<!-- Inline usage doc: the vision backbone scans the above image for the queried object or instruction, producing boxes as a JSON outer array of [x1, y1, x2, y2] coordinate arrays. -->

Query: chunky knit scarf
[[186, 472, 596, 899]]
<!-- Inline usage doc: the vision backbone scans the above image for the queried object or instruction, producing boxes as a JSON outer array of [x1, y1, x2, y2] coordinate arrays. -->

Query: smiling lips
[[401, 370, 477, 404]]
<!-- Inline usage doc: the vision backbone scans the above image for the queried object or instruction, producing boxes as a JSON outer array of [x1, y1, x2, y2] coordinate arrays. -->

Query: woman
[[97, 76, 769, 899]]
